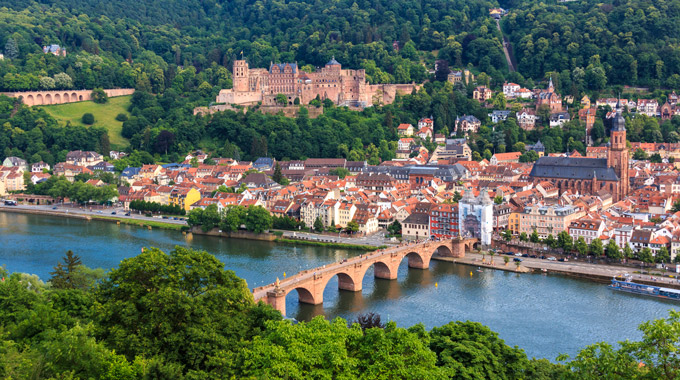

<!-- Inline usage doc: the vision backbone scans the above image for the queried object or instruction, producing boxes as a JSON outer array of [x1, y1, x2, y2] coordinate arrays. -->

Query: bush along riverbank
[[274, 237, 384, 251]]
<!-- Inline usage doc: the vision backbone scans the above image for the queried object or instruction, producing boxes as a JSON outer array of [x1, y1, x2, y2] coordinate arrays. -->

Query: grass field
[[40, 95, 132, 148]]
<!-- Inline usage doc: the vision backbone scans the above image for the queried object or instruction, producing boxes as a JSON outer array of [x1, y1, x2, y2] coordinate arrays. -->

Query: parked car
[[513, 258, 523, 262], [514, 253, 522, 257], [558, 258, 569, 262], [530, 255, 538, 258], [522, 253, 529, 257], [111, 211, 116, 215], [124, 212, 130, 216], [547, 256, 557, 261], [539, 255, 546, 260], [52, 206, 58, 210]]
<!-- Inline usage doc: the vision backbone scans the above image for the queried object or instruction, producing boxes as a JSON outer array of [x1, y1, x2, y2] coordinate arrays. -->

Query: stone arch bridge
[[1, 88, 135, 107], [253, 238, 477, 315]]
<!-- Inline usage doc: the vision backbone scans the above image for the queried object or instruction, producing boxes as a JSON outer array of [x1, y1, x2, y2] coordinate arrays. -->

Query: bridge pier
[[338, 272, 362, 292], [266, 288, 287, 316], [374, 261, 399, 280]]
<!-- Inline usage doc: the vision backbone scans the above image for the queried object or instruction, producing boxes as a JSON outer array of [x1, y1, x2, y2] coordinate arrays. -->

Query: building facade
[[217, 59, 418, 108]]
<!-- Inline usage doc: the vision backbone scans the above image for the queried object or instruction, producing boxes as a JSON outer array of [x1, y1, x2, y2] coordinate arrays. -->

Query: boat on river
[[609, 277, 680, 301]]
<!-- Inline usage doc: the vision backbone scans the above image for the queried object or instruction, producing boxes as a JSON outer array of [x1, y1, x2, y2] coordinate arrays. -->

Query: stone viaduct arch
[[255, 239, 476, 315], [1, 89, 135, 107]]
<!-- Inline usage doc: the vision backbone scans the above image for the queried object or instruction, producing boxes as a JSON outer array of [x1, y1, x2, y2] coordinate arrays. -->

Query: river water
[[1, 211, 676, 360]]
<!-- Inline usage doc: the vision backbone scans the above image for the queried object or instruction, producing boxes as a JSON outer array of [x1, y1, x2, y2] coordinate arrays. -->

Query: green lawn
[[40, 95, 132, 148]]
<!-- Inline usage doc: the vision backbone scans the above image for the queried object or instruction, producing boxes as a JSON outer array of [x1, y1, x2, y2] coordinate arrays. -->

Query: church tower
[[233, 60, 249, 92], [607, 99, 629, 201]]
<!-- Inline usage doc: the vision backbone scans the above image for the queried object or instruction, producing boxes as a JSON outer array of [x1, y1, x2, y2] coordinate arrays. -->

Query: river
[[1, 211, 676, 360]]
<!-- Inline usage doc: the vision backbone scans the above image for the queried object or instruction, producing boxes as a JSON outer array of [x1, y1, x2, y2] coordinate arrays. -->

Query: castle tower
[[233, 60, 249, 92], [607, 99, 629, 201]]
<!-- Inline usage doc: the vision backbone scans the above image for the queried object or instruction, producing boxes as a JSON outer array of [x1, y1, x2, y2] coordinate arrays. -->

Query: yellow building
[[508, 212, 521, 234], [170, 188, 201, 211]]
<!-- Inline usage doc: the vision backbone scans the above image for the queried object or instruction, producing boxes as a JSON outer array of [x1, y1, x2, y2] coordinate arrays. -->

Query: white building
[[458, 189, 493, 246]]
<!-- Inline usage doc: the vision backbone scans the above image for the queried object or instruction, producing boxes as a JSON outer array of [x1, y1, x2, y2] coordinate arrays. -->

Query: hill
[[40, 96, 131, 148]]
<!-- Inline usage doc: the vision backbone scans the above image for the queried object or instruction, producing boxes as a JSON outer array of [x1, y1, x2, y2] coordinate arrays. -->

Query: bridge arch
[[45, 94, 52, 105], [435, 245, 452, 257], [63, 93, 70, 102], [54, 93, 61, 104], [24, 95, 34, 106], [404, 251, 430, 269], [71, 92, 78, 101], [289, 286, 318, 305], [36, 94, 43, 105], [320, 271, 361, 293]]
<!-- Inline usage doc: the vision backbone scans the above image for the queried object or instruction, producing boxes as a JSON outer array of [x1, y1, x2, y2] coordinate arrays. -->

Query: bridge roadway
[[253, 238, 476, 315]]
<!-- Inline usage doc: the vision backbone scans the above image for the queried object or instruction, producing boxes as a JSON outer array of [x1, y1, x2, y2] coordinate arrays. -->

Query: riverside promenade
[[447, 252, 680, 290]]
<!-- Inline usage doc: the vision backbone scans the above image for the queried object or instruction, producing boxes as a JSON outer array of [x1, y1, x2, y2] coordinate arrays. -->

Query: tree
[[49, 250, 88, 290], [429, 321, 530, 380], [4, 37, 18, 60], [650, 153, 663, 163], [82, 113, 95, 125], [329, 167, 350, 179], [605, 240, 621, 260], [346, 221, 359, 234], [275, 93, 288, 106], [633, 148, 648, 160], [452, 191, 462, 202], [53, 73, 73, 89], [557, 231, 573, 252], [657, 246, 670, 263], [519, 232, 528, 242], [387, 220, 402, 236], [562, 310, 680, 380], [623, 245, 634, 260], [352, 312, 385, 330], [245, 205, 272, 233], [272, 162, 283, 183], [91, 88, 108, 104], [220, 205, 246, 232], [639, 247, 654, 264], [39, 76, 55, 89], [503, 229, 513, 241], [544, 234, 558, 248], [314, 216, 324, 232], [494, 195, 503, 204], [95, 247, 281, 375], [589, 239, 604, 257], [530, 229, 540, 243], [201, 204, 221, 232], [576, 237, 588, 256]]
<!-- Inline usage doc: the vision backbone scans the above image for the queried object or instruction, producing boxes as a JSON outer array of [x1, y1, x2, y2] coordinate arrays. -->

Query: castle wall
[[3, 88, 135, 107]]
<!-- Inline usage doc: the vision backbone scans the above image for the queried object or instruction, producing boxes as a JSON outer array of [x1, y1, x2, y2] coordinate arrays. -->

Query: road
[[0, 203, 187, 225], [496, 19, 515, 72]]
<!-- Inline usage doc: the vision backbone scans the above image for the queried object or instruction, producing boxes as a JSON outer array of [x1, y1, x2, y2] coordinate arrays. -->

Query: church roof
[[326, 57, 341, 66], [529, 157, 619, 181], [612, 101, 626, 131]]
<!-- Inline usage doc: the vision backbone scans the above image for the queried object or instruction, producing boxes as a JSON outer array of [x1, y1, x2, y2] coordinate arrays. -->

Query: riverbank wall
[[0, 206, 184, 230], [189, 227, 379, 250], [189, 227, 278, 241], [441, 252, 680, 290]]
